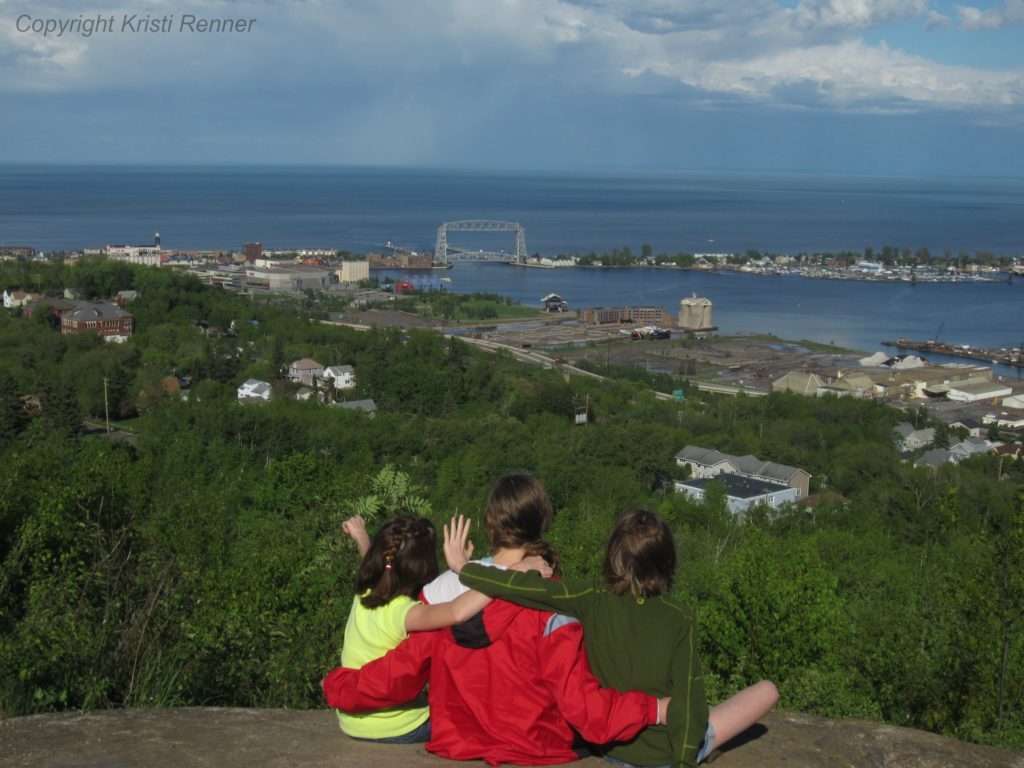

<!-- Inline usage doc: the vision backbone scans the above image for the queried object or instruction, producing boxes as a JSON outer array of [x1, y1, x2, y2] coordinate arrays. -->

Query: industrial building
[[678, 293, 713, 331], [338, 261, 370, 284]]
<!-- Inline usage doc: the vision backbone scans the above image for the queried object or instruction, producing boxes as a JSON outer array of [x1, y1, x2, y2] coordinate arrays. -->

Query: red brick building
[[60, 301, 134, 342]]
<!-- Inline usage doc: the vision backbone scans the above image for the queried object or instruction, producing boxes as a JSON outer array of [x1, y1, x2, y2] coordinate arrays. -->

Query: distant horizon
[[4, 166, 1022, 255], [2, 161, 1023, 183]]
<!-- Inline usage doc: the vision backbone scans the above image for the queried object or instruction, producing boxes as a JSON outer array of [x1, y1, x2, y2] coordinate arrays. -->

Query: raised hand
[[443, 514, 475, 574], [342, 515, 370, 556]]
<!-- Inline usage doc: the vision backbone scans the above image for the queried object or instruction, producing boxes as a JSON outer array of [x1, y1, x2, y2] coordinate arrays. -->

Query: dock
[[882, 338, 1024, 369]]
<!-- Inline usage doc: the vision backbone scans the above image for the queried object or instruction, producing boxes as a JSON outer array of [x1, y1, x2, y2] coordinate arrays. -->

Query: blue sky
[[0, 0, 1021, 175]]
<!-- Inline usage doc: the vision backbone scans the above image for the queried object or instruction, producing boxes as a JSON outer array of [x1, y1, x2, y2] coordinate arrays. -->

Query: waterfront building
[[582, 306, 664, 325], [678, 293, 713, 331], [946, 381, 1013, 403], [243, 242, 263, 263], [541, 293, 567, 312], [338, 261, 370, 284], [367, 251, 432, 270], [105, 233, 162, 267]]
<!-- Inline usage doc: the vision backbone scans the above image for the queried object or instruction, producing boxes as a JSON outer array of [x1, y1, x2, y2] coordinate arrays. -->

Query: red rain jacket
[[322, 599, 657, 766]]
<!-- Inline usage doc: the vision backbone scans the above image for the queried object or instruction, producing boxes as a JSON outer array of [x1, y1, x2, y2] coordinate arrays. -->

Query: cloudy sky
[[1, 0, 1022, 175]]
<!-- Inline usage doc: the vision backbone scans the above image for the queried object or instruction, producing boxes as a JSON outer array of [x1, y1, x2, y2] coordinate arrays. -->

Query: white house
[[3, 289, 39, 309], [894, 423, 935, 452], [237, 378, 271, 401], [323, 364, 356, 390], [674, 474, 797, 518]]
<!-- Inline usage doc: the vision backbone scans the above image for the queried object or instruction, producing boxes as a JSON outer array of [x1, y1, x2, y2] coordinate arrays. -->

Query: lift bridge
[[434, 220, 528, 265]]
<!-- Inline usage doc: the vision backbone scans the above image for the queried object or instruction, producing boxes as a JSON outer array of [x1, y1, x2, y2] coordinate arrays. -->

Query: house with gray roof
[[331, 398, 377, 416], [914, 448, 955, 470], [674, 473, 797, 519], [288, 357, 324, 386], [894, 424, 935, 452], [949, 437, 996, 461], [675, 445, 810, 498], [237, 378, 271, 401]]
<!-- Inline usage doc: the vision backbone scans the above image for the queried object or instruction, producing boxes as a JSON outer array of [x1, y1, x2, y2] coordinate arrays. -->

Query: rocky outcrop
[[1, 708, 1021, 768]]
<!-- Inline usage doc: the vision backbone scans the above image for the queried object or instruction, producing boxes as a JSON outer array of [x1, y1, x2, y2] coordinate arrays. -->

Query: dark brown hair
[[356, 516, 440, 608], [602, 509, 675, 599], [484, 474, 558, 570]]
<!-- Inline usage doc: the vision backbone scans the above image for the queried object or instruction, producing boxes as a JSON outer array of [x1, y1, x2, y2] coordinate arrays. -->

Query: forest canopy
[[1, 259, 1021, 750]]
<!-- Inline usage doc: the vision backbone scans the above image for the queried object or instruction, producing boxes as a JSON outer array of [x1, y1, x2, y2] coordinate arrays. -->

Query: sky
[[0, 0, 1022, 175]]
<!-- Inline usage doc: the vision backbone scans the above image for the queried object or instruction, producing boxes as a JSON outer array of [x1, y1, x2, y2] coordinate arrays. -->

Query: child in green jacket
[[450, 508, 777, 768]]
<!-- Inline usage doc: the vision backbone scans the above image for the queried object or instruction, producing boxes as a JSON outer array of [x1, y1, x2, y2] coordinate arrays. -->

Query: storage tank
[[679, 293, 713, 330]]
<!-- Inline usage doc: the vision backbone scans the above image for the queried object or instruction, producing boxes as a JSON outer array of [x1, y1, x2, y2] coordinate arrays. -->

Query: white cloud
[[1, 0, 1021, 119], [956, 0, 1024, 30], [924, 9, 950, 29], [791, 0, 928, 30]]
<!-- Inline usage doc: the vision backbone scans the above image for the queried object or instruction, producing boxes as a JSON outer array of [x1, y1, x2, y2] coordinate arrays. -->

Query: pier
[[883, 338, 1024, 369]]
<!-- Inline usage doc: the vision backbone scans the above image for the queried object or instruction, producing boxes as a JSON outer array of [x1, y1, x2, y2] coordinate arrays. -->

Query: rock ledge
[[1, 708, 1022, 768]]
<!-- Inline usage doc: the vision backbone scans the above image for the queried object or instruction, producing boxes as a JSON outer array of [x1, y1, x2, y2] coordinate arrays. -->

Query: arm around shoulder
[[459, 562, 589, 617]]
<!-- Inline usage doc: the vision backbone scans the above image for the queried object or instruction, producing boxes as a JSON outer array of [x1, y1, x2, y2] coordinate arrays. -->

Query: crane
[[930, 321, 944, 345]]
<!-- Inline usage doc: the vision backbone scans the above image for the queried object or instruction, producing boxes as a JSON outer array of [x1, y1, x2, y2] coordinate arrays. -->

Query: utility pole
[[103, 376, 111, 434]]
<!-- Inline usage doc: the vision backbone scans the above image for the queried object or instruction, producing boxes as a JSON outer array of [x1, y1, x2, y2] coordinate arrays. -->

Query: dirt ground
[[473, 318, 862, 392]]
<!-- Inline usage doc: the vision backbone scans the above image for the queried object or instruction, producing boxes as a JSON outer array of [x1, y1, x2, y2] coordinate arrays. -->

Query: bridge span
[[434, 220, 528, 265]]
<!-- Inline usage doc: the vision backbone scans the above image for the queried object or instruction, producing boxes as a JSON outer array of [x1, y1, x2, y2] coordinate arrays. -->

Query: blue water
[[387, 263, 1023, 361], [2, 164, 1020, 367], [2, 165, 1023, 256]]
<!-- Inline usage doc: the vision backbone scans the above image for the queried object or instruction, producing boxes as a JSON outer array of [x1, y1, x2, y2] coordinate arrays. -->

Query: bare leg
[[707, 680, 779, 750]]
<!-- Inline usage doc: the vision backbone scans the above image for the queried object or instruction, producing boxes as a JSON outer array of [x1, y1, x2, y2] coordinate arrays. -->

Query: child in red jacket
[[324, 475, 669, 765]]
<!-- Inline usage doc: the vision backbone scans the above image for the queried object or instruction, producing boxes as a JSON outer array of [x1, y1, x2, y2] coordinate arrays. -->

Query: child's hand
[[342, 515, 370, 556], [657, 696, 671, 726], [508, 556, 553, 578], [444, 515, 474, 574], [342, 515, 366, 539]]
